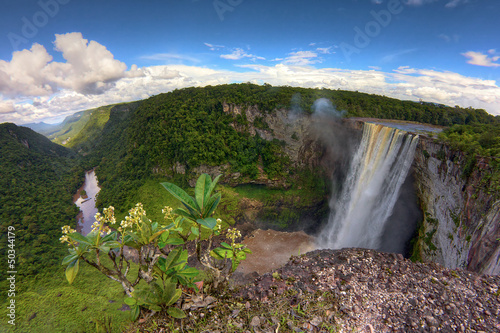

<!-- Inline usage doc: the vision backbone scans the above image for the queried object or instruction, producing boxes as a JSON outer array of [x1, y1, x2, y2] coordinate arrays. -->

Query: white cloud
[[284, 51, 320, 66], [462, 51, 500, 67], [316, 47, 333, 54], [2, 38, 500, 124], [220, 48, 265, 61], [0, 32, 132, 97], [204, 42, 225, 51]]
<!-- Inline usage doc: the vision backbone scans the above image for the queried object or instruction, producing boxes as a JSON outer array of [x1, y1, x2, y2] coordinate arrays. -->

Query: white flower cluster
[[59, 225, 76, 244], [162, 206, 174, 222], [216, 218, 223, 231], [227, 228, 242, 246], [119, 203, 146, 231], [92, 206, 114, 236]]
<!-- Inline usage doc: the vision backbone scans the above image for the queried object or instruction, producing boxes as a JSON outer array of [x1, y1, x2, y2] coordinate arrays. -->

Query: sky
[[0, 0, 499, 125]]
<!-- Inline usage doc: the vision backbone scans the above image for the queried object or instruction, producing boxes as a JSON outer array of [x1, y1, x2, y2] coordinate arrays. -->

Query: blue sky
[[0, 0, 499, 124]]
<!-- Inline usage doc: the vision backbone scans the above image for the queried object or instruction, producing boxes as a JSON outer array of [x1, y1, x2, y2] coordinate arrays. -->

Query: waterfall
[[318, 123, 419, 250]]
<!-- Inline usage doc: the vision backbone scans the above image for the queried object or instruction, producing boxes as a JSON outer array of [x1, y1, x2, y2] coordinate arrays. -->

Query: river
[[74, 170, 100, 236]]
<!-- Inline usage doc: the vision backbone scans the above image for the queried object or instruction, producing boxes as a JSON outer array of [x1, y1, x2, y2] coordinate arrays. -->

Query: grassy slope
[[0, 256, 136, 333]]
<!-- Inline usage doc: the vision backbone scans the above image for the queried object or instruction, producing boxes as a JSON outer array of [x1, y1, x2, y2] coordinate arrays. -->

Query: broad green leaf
[[195, 174, 212, 211], [162, 279, 178, 303], [191, 226, 200, 236], [130, 305, 140, 321], [173, 207, 196, 221], [236, 252, 247, 260], [177, 267, 199, 278], [161, 182, 200, 212], [221, 242, 232, 249], [149, 229, 168, 243], [165, 289, 182, 306], [67, 232, 92, 246], [205, 193, 221, 217], [243, 248, 252, 254], [167, 307, 186, 319], [124, 297, 137, 306], [62, 254, 78, 266], [205, 174, 221, 209], [197, 218, 217, 230], [148, 304, 162, 312], [98, 245, 111, 254], [210, 248, 233, 260], [101, 232, 117, 242], [161, 248, 183, 273], [65, 259, 79, 284], [102, 240, 122, 249]]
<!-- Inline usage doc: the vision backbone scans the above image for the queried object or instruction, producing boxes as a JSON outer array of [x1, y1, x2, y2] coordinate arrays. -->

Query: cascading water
[[318, 123, 419, 250]]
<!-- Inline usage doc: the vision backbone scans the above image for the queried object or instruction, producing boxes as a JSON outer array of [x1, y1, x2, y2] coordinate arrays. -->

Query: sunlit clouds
[[1, 33, 499, 124]]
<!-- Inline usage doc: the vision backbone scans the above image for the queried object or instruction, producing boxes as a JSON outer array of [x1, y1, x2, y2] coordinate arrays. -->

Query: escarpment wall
[[344, 119, 500, 275], [411, 137, 500, 274]]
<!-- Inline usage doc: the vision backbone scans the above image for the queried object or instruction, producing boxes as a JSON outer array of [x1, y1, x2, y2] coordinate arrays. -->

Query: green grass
[[114, 177, 182, 224], [0, 256, 138, 333]]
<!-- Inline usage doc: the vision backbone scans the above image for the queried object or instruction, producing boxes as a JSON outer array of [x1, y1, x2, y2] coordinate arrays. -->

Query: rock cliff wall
[[172, 104, 500, 275], [342, 119, 500, 275], [413, 136, 500, 274]]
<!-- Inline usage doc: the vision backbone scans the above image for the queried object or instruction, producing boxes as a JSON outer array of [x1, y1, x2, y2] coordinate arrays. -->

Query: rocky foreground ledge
[[234, 248, 500, 333]]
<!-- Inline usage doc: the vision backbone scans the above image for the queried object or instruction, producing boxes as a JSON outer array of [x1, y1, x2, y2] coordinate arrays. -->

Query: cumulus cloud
[[2, 52, 500, 124], [0, 43, 54, 96], [462, 50, 500, 67], [0, 32, 133, 97]]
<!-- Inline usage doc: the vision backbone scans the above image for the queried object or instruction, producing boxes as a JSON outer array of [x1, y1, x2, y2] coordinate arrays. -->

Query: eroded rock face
[[183, 103, 327, 187], [413, 136, 500, 275]]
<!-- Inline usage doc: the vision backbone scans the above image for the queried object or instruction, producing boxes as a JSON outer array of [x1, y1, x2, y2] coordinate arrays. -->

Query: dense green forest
[[1, 83, 498, 279], [80, 84, 495, 212], [1, 83, 499, 331], [0, 123, 83, 287]]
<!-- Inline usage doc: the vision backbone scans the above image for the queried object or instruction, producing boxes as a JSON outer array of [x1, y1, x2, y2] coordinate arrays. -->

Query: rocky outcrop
[[236, 248, 500, 332], [413, 136, 500, 275], [180, 103, 327, 187]]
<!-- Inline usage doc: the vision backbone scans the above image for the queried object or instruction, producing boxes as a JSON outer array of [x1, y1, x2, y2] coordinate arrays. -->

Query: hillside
[[0, 123, 82, 283], [61, 84, 494, 216], [3, 83, 498, 332]]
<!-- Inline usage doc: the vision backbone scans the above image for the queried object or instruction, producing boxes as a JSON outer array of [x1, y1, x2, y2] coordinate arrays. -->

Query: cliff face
[[184, 103, 327, 187], [175, 104, 500, 275], [413, 137, 500, 274]]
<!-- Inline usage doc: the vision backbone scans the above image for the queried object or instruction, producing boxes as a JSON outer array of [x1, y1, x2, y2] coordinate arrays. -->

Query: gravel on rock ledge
[[235, 248, 500, 333]]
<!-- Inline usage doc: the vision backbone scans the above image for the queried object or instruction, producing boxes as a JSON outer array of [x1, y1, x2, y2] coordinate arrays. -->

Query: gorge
[[213, 100, 499, 276]]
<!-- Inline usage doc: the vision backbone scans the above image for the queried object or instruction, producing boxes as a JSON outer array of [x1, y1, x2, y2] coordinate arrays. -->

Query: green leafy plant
[[61, 173, 250, 321], [161, 173, 252, 287]]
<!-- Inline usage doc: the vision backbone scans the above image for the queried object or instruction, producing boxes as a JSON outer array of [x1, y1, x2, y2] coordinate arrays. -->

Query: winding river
[[74, 170, 100, 236]]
